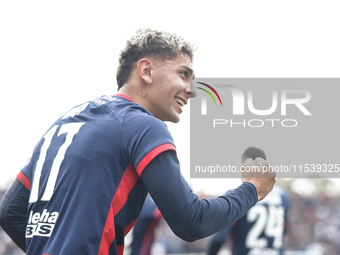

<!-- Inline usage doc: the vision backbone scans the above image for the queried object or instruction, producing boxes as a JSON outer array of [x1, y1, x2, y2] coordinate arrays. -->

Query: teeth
[[176, 97, 184, 107]]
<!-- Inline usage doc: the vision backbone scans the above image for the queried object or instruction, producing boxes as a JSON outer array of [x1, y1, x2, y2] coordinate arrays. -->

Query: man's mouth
[[175, 97, 185, 107]]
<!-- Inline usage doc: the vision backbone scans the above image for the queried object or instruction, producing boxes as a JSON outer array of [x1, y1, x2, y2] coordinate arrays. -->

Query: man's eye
[[181, 72, 188, 77]]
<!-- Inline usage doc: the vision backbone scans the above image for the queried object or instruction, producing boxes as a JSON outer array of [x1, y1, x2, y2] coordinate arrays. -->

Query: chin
[[159, 111, 181, 123], [170, 113, 181, 123], [165, 115, 180, 123]]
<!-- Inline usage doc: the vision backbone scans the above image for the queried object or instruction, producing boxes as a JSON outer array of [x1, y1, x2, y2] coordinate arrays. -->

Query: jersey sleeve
[[0, 175, 30, 252], [122, 109, 176, 177], [141, 150, 258, 242]]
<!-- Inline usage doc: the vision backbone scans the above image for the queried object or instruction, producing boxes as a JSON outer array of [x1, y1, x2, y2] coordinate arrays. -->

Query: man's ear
[[137, 58, 154, 84]]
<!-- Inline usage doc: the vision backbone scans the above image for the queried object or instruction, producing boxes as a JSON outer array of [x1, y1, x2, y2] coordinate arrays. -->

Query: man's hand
[[241, 157, 276, 201]]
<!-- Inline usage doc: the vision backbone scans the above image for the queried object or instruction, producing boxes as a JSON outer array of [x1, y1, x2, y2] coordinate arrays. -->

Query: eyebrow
[[180, 65, 195, 80]]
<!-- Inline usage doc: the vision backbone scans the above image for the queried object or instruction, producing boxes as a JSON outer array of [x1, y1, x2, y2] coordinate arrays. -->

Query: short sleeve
[[122, 108, 176, 177]]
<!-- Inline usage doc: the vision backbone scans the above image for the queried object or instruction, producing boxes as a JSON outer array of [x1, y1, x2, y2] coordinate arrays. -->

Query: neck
[[118, 83, 150, 109]]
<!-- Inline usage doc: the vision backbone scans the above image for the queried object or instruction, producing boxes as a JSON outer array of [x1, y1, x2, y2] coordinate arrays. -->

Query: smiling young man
[[118, 56, 195, 123], [0, 28, 276, 255]]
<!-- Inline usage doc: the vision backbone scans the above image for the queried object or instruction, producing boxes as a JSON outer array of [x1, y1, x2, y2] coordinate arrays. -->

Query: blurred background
[[0, 1, 339, 254]]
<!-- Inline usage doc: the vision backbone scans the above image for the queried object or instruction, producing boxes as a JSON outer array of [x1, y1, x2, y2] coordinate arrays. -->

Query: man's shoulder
[[125, 107, 166, 127], [121, 104, 168, 131], [84, 95, 152, 125], [123, 109, 171, 142], [90, 95, 172, 142]]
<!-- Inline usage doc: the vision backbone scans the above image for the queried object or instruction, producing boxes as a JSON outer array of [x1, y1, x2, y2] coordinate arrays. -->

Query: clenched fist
[[241, 157, 276, 201]]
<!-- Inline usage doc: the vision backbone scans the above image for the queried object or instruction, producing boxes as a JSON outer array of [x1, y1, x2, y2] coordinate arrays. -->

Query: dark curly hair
[[116, 28, 195, 90]]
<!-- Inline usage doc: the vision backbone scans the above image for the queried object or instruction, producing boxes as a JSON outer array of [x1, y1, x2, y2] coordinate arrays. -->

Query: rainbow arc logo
[[196, 82, 223, 106]]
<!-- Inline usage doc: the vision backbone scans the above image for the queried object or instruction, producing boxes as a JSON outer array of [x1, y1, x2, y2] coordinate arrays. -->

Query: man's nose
[[186, 81, 197, 98]]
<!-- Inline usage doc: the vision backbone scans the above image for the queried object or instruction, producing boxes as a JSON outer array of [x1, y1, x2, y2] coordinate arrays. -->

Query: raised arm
[[141, 150, 260, 242]]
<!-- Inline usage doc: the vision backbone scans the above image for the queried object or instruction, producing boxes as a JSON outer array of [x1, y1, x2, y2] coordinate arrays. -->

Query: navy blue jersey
[[124, 195, 162, 255], [20, 94, 175, 255], [1, 94, 259, 255], [207, 186, 290, 255]]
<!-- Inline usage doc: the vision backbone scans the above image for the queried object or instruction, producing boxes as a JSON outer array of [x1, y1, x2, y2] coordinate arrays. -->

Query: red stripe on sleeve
[[17, 171, 30, 191], [136, 143, 176, 177], [98, 164, 139, 255]]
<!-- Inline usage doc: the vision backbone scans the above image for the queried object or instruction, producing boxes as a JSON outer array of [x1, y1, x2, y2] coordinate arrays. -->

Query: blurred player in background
[[0, 29, 276, 255], [207, 147, 290, 255], [124, 195, 162, 255]]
